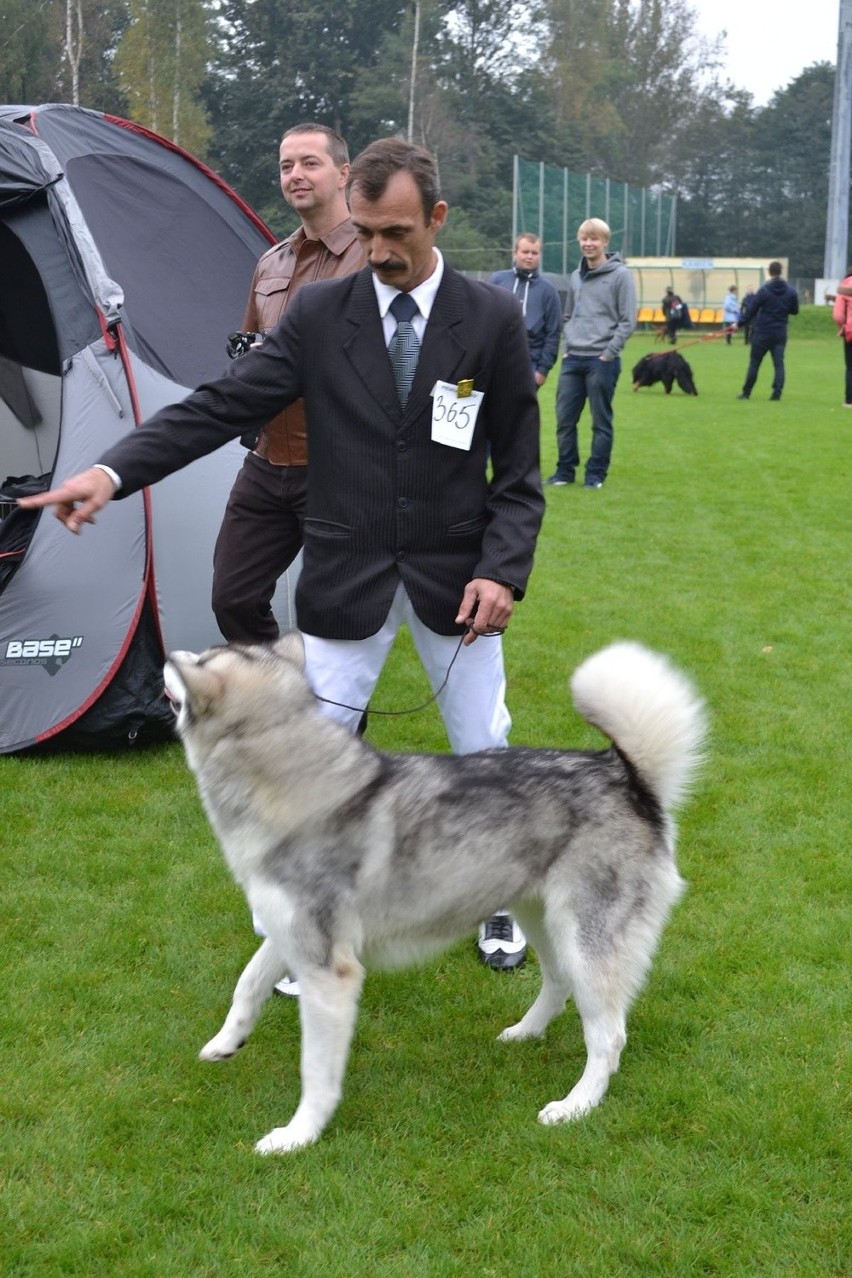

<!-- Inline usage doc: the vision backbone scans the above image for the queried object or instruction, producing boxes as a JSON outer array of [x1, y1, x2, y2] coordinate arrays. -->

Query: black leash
[[314, 625, 505, 718]]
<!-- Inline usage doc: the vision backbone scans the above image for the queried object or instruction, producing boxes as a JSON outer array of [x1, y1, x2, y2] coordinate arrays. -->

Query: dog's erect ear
[[274, 628, 306, 671]]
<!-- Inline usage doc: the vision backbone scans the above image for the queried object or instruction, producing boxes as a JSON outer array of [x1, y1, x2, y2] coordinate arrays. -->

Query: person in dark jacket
[[488, 234, 561, 388], [737, 262, 799, 401], [661, 286, 685, 344]]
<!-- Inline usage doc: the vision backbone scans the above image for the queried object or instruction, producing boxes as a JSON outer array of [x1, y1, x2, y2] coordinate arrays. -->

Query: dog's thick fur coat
[[632, 351, 698, 395], [164, 635, 706, 1153]]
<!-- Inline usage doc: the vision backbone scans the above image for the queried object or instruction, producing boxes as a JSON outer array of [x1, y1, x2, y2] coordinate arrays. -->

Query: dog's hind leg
[[255, 952, 365, 1154], [497, 905, 571, 1042], [199, 938, 287, 1061], [538, 991, 627, 1125], [537, 928, 640, 1123]]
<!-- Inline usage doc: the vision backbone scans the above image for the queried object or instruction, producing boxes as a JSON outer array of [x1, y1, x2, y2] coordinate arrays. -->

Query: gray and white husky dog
[[164, 633, 706, 1154]]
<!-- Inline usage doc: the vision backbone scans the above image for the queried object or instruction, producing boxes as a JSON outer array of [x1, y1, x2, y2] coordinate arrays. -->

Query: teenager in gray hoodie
[[547, 218, 636, 488]]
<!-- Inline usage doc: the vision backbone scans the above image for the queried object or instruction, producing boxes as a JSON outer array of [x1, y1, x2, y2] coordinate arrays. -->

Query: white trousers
[[253, 584, 511, 938], [302, 583, 511, 754]]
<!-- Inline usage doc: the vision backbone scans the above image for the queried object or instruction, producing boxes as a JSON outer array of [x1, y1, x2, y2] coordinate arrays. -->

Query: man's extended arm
[[20, 307, 305, 529]]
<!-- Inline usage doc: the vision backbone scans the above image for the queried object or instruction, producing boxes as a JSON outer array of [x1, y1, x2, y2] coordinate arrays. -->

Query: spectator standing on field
[[547, 218, 636, 489], [212, 123, 364, 645], [831, 268, 852, 408], [722, 286, 739, 344], [488, 234, 561, 389], [661, 286, 684, 344], [737, 262, 798, 402]]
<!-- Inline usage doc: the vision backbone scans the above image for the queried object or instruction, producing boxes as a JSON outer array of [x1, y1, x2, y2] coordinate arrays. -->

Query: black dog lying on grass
[[632, 351, 698, 396]]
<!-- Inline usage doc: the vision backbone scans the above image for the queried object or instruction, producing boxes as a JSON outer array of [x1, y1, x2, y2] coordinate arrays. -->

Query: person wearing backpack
[[661, 287, 684, 344]]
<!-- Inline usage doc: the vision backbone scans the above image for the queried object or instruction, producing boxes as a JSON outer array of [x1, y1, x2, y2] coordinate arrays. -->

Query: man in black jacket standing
[[20, 138, 544, 976], [737, 262, 799, 401]]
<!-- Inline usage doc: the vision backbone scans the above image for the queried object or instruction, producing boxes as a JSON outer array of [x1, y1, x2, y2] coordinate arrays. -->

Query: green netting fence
[[514, 156, 677, 272]]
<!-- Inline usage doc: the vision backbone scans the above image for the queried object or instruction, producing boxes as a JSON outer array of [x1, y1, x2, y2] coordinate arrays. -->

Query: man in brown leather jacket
[[211, 123, 365, 641]]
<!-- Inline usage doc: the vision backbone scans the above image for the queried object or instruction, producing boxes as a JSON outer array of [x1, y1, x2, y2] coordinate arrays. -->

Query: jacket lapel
[[341, 266, 470, 428], [342, 270, 400, 426], [404, 268, 469, 423]]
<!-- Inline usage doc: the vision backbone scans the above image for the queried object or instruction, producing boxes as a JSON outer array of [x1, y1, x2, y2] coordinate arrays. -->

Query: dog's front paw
[[497, 1022, 536, 1042], [255, 1123, 320, 1155], [537, 1097, 591, 1126], [198, 1030, 246, 1062]]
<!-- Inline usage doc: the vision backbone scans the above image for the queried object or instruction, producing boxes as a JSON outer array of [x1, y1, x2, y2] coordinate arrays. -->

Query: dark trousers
[[211, 451, 307, 642], [742, 335, 787, 398], [555, 354, 621, 484], [844, 340, 852, 405]]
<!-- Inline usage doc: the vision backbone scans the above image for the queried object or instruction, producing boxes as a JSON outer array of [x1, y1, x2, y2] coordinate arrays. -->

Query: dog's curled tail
[[570, 642, 707, 811]]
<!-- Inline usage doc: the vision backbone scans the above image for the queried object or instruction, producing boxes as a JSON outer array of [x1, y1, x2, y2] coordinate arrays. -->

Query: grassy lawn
[[1, 310, 849, 1276]]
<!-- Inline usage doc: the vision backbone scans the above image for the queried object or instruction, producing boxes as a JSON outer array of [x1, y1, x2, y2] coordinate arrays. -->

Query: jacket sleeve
[[474, 299, 544, 599], [538, 286, 562, 374], [606, 270, 638, 358], [241, 262, 262, 331], [99, 305, 305, 497]]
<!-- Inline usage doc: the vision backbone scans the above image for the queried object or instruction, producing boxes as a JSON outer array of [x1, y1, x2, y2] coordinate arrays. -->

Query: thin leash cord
[[314, 627, 504, 719], [650, 329, 734, 358]]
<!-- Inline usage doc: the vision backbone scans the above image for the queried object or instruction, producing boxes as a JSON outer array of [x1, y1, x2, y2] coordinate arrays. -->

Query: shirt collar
[[287, 216, 358, 256], [371, 248, 444, 320]]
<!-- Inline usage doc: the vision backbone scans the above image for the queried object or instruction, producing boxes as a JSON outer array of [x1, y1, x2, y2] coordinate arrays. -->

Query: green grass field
[[2, 310, 849, 1276]]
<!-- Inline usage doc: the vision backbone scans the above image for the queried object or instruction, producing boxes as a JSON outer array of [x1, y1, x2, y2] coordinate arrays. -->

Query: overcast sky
[[688, 0, 840, 105]]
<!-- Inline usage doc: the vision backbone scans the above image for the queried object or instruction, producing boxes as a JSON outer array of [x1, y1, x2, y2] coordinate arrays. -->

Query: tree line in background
[[0, 0, 840, 277]]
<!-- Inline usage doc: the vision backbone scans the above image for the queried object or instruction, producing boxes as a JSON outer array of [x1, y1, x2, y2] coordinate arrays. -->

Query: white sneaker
[[273, 975, 300, 997], [477, 911, 527, 970]]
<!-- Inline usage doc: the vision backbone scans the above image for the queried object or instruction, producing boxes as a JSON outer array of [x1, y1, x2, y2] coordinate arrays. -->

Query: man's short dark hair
[[768, 261, 783, 277], [281, 123, 349, 168], [348, 138, 441, 223]]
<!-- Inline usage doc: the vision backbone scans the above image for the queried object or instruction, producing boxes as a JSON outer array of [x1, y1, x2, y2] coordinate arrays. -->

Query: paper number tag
[[430, 381, 483, 450]]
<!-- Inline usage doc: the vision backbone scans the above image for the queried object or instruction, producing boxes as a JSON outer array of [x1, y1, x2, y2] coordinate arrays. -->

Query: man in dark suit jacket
[[22, 138, 544, 968]]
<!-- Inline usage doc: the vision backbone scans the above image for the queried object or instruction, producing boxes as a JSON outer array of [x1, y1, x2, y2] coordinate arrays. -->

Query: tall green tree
[[58, 0, 130, 112], [0, 1, 128, 115], [0, 0, 63, 102], [749, 64, 834, 276], [205, 0, 409, 225], [674, 64, 836, 275], [351, 0, 551, 244], [671, 91, 762, 257], [114, 0, 211, 154], [539, 0, 724, 184]]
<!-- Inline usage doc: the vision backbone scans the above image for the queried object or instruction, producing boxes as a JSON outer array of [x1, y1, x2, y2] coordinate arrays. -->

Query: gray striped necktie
[[388, 292, 420, 407]]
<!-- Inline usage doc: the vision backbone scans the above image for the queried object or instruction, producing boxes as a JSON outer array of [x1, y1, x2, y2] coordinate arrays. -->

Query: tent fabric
[[0, 104, 277, 753]]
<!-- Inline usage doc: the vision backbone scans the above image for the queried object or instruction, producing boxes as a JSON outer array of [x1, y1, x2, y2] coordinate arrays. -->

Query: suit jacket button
[[397, 497, 408, 508]]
